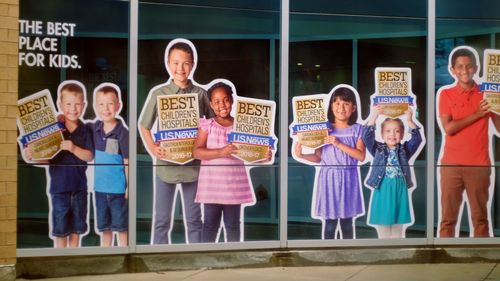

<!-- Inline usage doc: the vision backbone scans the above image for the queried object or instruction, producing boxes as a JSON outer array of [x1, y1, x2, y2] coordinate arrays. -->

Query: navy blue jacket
[[361, 124, 423, 188]]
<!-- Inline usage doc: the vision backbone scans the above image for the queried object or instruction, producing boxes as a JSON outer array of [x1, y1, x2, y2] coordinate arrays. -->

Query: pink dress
[[195, 118, 254, 205]]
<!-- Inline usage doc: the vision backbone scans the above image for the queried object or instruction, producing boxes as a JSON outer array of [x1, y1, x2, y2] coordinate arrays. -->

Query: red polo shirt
[[438, 83, 491, 165]]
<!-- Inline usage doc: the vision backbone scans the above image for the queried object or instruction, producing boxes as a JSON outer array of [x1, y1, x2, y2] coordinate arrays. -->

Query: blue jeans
[[95, 192, 128, 232], [324, 218, 353, 239], [152, 177, 202, 244], [50, 190, 88, 237], [202, 204, 241, 243]]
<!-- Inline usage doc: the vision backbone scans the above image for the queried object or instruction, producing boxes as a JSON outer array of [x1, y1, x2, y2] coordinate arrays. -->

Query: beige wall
[[0, 0, 18, 266]]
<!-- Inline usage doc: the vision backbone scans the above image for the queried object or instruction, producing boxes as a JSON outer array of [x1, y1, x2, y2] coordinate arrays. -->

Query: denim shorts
[[50, 190, 88, 237], [95, 192, 128, 232]]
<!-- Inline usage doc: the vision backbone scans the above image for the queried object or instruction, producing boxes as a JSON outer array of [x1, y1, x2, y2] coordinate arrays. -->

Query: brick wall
[[0, 0, 18, 267]]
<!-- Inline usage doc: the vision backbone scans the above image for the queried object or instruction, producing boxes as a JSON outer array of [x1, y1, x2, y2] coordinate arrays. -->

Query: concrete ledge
[[0, 265, 16, 281], [16, 247, 500, 279], [16, 255, 127, 279]]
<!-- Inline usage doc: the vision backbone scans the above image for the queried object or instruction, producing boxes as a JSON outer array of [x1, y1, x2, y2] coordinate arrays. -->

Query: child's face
[[331, 98, 355, 122], [59, 91, 85, 122], [451, 55, 477, 86], [382, 120, 403, 149], [167, 49, 193, 86], [210, 88, 232, 118], [95, 91, 120, 123]]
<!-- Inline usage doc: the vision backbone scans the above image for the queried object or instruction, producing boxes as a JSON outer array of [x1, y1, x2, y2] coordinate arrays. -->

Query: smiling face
[[210, 87, 233, 118], [331, 97, 356, 123], [95, 91, 120, 123], [451, 55, 477, 89], [382, 119, 404, 149], [59, 90, 85, 122], [167, 48, 193, 88]]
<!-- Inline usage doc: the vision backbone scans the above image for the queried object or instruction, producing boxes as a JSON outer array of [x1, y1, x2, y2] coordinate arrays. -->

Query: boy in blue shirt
[[90, 83, 129, 247], [25, 80, 94, 248]]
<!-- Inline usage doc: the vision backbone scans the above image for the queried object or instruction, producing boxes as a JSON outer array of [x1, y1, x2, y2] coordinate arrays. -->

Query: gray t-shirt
[[139, 80, 214, 183]]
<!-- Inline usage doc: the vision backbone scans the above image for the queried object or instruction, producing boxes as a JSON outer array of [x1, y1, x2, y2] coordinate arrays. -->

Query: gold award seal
[[230, 97, 276, 163], [17, 89, 64, 160], [290, 94, 329, 149], [374, 68, 413, 118], [481, 49, 500, 114], [156, 93, 199, 164]]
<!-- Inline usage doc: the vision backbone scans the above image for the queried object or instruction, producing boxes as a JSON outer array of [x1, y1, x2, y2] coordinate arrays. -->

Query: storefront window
[[435, 0, 500, 239], [288, 1, 428, 242], [18, 0, 129, 249], [136, 1, 280, 246]]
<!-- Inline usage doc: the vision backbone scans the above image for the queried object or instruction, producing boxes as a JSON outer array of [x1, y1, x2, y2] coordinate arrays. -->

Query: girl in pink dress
[[193, 81, 255, 243]]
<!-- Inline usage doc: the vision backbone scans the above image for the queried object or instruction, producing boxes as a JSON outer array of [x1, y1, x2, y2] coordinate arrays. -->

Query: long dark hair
[[327, 87, 358, 125]]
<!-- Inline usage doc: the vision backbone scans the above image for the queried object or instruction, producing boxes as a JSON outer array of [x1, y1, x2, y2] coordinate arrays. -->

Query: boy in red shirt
[[437, 47, 500, 237]]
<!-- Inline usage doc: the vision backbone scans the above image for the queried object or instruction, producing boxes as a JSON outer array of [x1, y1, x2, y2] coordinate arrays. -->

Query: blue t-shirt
[[92, 119, 129, 194], [49, 120, 94, 194]]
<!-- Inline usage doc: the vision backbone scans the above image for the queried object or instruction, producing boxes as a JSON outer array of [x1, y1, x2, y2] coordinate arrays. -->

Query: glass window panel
[[289, 1, 427, 241], [18, 0, 129, 249], [435, 0, 500, 238], [137, 0, 280, 246]]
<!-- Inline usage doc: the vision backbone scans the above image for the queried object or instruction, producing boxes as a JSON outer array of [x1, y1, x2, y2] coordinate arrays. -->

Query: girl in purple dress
[[294, 86, 365, 239]]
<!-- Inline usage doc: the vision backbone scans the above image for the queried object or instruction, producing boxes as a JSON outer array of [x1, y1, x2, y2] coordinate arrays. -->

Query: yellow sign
[[17, 89, 63, 160], [481, 49, 500, 114], [290, 94, 329, 149], [374, 68, 413, 118], [230, 97, 276, 163], [155, 93, 199, 164]]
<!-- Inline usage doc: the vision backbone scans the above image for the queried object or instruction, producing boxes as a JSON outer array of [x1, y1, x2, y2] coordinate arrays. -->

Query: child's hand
[[23, 146, 33, 161], [124, 187, 128, 200], [57, 114, 65, 123], [405, 107, 417, 129], [60, 140, 75, 153], [478, 99, 492, 116], [294, 142, 303, 157], [152, 145, 166, 159], [220, 144, 237, 157], [368, 104, 383, 125], [325, 135, 340, 147], [404, 108, 413, 120]]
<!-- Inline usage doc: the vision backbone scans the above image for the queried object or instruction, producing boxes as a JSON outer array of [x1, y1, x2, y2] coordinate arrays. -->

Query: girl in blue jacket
[[361, 105, 423, 238]]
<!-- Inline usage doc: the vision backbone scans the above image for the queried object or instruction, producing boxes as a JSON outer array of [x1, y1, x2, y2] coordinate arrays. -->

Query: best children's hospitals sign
[[229, 97, 276, 163], [480, 49, 500, 114], [155, 93, 199, 164], [17, 89, 64, 160], [373, 68, 414, 117], [289, 94, 329, 149]]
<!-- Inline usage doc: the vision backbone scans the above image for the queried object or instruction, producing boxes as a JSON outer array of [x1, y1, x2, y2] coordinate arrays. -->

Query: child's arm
[[325, 135, 365, 161], [403, 109, 423, 156], [139, 125, 165, 159], [440, 99, 489, 136], [192, 129, 237, 160], [293, 142, 321, 163], [361, 105, 382, 156], [60, 140, 93, 162], [123, 158, 129, 200]]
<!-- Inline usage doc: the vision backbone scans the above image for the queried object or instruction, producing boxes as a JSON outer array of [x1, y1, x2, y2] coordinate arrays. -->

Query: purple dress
[[314, 123, 364, 220]]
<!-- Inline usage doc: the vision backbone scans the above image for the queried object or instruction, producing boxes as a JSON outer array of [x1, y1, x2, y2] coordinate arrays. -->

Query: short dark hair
[[327, 87, 358, 125], [451, 48, 476, 68], [207, 82, 233, 103], [381, 117, 405, 135], [168, 42, 194, 62]]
